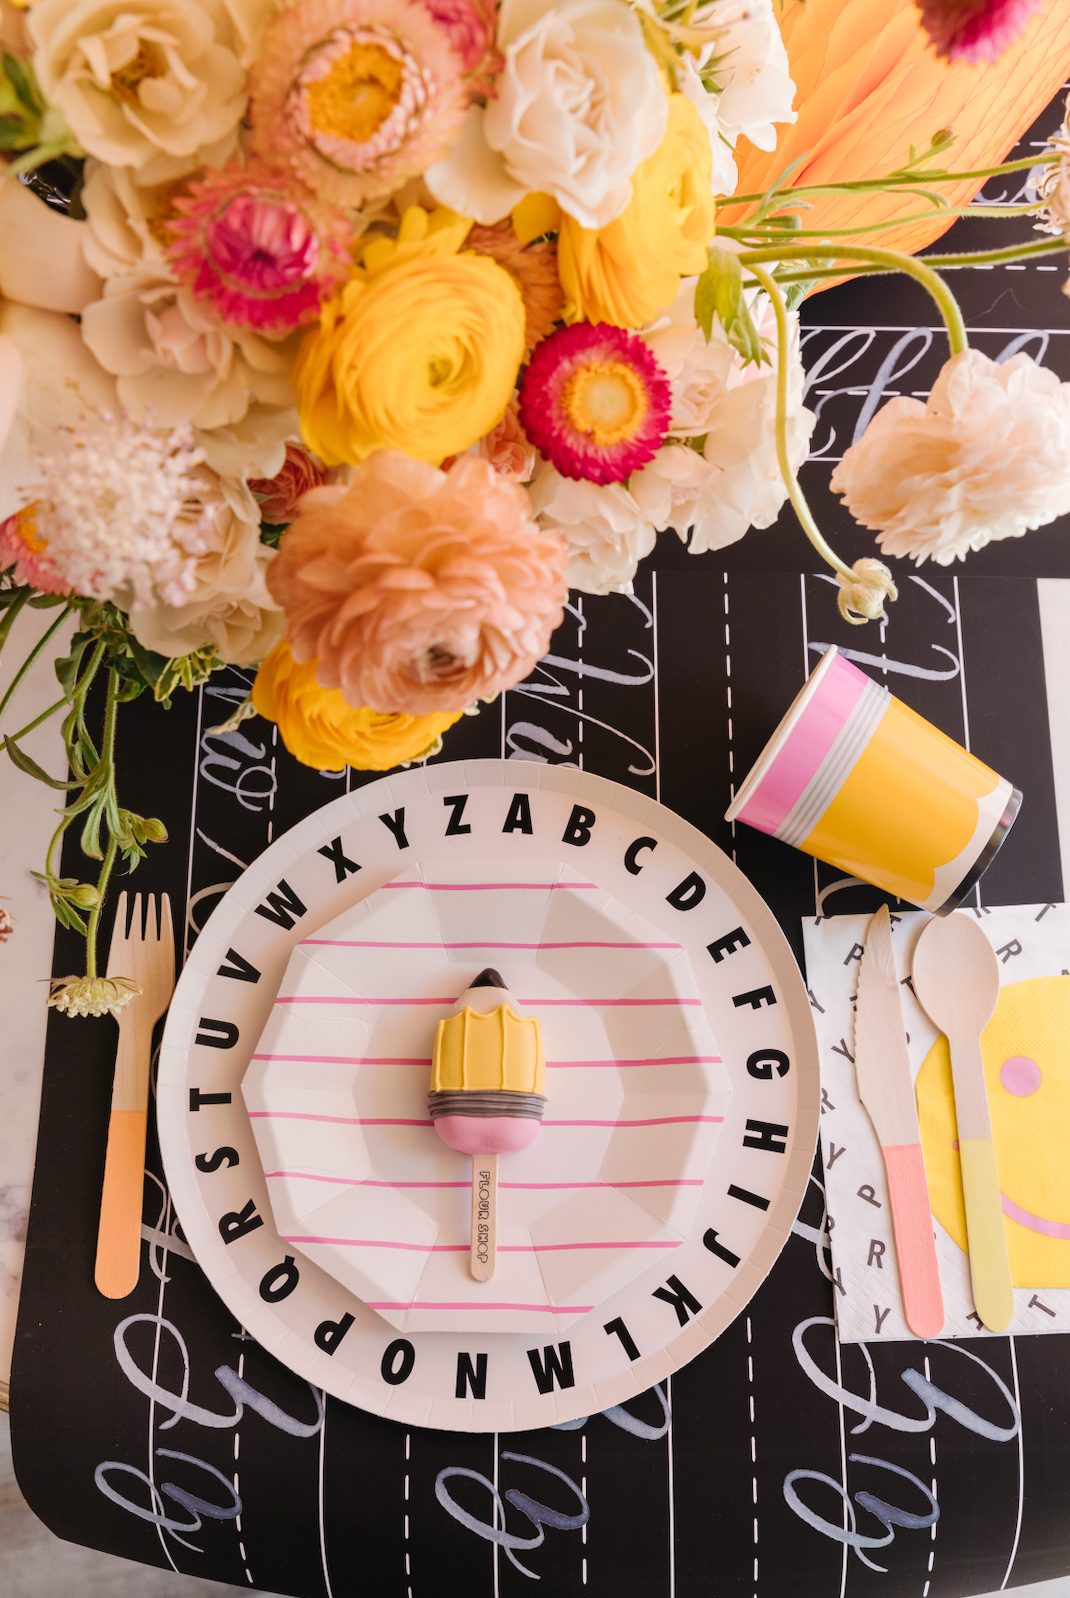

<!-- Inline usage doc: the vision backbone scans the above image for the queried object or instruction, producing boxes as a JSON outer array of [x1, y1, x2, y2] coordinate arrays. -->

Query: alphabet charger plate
[[157, 761, 819, 1432]]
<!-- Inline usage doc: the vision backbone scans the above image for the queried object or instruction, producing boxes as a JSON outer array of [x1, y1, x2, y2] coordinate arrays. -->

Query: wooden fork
[[94, 892, 175, 1299]]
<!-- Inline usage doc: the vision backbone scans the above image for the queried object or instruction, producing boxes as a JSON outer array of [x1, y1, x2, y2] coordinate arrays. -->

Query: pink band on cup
[[736, 652, 872, 837]]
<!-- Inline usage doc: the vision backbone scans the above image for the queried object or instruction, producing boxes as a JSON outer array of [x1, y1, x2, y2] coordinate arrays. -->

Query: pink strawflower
[[915, 0, 1040, 63], [266, 450, 568, 716], [250, 444, 334, 523], [249, 0, 469, 209], [423, 0, 499, 90], [165, 159, 351, 334], [519, 323, 672, 486], [0, 503, 67, 594]]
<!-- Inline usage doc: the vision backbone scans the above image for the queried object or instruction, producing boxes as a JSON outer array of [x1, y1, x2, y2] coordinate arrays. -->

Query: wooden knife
[[854, 904, 944, 1337]]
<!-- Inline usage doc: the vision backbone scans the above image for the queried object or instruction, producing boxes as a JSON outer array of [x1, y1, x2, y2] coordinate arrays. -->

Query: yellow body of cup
[[727, 647, 1020, 912]]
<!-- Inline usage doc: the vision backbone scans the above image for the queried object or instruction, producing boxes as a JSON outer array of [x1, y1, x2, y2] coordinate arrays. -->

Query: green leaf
[[3, 735, 81, 789], [28, 592, 69, 609], [3, 54, 44, 117], [80, 793, 106, 860], [54, 634, 92, 699], [51, 896, 87, 936], [694, 247, 767, 367]]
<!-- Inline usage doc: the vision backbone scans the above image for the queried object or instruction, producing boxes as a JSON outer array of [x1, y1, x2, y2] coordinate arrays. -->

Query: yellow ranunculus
[[294, 204, 526, 467], [253, 641, 463, 771], [557, 94, 715, 329]]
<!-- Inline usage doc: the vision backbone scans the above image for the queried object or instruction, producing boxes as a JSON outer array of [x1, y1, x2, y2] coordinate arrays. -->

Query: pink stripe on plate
[[738, 649, 870, 836], [382, 881, 598, 891], [519, 997, 701, 1007], [366, 1301, 594, 1312], [266, 1173, 702, 1190], [547, 1056, 721, 1069], [543, 1114, 724, 1128], [275, 995, 455, 1006], [248, 1111, 430, 1126], [252, 1054, 431, 1065]]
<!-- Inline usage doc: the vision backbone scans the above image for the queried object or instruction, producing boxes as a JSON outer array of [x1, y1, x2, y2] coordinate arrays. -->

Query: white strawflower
[[33, 415, 212, 608], [830, 348, 1070, 566], [1036, 92, 1070, 293]]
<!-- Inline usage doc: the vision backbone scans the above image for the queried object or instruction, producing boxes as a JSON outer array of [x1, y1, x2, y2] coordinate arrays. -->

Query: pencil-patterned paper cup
[[725, 647, 1021, 913]]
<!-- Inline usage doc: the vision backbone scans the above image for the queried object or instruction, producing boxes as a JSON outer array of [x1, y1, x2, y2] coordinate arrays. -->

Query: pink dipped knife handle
[[883, 1143, 945, 1338]]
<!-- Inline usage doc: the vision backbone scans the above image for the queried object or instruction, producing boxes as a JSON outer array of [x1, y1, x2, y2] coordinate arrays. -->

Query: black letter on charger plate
[[527, 1342, 575, 1393], [189, 1088, 232, 1111], [652, 1275, 702, 1327], [733, 986, 777, 1011], [666, 871, 706, 911], [259, 1256, 300, 1303], [317, 837, 361, 883], [315, 1314, 356, 1355], [624, 837, 657, 875], [218, 1200, 264, 1244], [503, 792, 533, 835], [703, 1229, 741, 1268], [604, 1317, 641, 1361], [254, 879, 307, 930], [217, 948, 261, 983], [563, 806, 595, 847], [747, 1049, 790, 1080], [743, 1119, 789, 1154], [379, 809, 409, 850], [381, 1340, 416, 1385], [456, 1352, 488, 1399], [443, 794, 472, 836], [196, 1017, 239, 1049], [195, 1146, 239, 1173], [707, 927, 751, 963]]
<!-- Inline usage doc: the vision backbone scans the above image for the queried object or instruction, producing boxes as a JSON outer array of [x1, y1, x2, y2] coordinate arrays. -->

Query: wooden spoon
[[912, 913, 1013, 1333]]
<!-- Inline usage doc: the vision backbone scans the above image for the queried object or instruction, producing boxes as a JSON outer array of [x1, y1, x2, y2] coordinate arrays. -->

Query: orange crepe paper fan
[[720, 0, 1070, 277]]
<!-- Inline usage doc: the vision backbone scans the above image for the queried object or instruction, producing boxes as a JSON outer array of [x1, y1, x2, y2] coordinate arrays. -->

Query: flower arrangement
[[0, 0, 1069, 1014]]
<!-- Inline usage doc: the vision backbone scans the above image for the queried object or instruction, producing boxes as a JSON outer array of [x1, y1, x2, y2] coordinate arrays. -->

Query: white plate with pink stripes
[[158, 761, 819, 1432]]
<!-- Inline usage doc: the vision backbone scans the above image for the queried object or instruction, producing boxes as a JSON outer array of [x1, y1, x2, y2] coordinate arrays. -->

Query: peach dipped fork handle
[[94, 893, 175, 1299]]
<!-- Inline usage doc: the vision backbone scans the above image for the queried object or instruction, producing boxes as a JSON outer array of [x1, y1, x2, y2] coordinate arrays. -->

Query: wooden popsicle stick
[[470, 1155, 497, 1281]]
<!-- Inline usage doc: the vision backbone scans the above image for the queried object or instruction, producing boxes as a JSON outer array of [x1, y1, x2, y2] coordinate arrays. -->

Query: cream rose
[[128, 471, 285, 664], [29, 0, 255, 181], [830, 348, 1070, 566], [426, 0, 667, 227], [636, 284, 815, 549], [81, 159, 177, 276], [80, 269, 297, 429], [528, 459, 655, 595]]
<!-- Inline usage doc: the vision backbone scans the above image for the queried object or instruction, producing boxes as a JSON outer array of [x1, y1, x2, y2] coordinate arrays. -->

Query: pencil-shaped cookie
[[429, 969, 546, 1281]]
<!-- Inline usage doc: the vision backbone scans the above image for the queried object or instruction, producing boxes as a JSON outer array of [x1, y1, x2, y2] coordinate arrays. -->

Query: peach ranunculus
[[253, 640, 463, 769], [267, 449, 568, 715], [249, 443, 333, 523], [829, 348, 1070, 566]]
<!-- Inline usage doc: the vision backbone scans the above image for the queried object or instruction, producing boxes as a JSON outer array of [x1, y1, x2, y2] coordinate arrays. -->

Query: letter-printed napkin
[[804, 903, 1070, 1343]]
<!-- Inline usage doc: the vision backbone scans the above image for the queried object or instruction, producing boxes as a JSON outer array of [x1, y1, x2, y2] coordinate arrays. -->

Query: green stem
[[84, 668, 122, 981], [726, 152, 1056, 208], [770, 233, 1070, 285], [0, 587, 32, 652], [9, 696, 65, 743], [717, 201, 1044, 241], [746, 262, 852, 582], [0, 604, 72, 728], [84, 835, 117, 980], [740, 242, 968, 355]]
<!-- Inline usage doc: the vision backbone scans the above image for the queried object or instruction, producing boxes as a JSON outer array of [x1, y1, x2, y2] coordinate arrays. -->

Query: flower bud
[[141, 818, 169, 843]]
